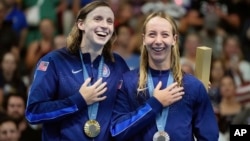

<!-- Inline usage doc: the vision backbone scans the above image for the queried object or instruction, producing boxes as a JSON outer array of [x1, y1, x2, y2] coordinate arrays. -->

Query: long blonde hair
[[66, 1, 115, 61], [138, 12, 183, 92]]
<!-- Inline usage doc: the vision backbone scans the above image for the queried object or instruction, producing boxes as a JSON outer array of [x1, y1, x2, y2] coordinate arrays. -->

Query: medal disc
[[84, 120, 101, 138], [153, 131, 170, 141]]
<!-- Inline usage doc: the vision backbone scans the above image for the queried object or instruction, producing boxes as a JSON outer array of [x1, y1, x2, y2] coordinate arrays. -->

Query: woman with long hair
[[25, 1, 129, 140], [110, 12, 218, 141]]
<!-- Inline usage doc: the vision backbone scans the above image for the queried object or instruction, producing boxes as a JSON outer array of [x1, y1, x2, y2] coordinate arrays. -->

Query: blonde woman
[[110, 12, 218, 141]]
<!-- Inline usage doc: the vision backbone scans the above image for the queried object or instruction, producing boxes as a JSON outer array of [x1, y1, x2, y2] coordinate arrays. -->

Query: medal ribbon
[[147, 69, 173, 131], [79, 50, 104, 120]]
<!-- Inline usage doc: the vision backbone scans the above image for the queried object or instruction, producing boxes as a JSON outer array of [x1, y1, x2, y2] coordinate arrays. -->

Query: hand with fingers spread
[[153, 82, 185, 107], [79, 78, 107, 105]]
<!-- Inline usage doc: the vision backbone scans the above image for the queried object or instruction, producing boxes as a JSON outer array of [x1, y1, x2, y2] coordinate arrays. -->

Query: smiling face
[[78, 6, 114, 48], [143, 16, 176, 67]]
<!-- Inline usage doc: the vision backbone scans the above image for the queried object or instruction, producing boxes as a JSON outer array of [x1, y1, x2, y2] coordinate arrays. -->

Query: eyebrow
[[93, 14, 114, 19], [147, 30, 170, 33]]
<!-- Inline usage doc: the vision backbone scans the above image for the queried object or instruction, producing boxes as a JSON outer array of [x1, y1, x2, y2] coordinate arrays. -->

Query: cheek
[[144, 45, 150, 52], [107, 23, 114, 32], [163, 38, 174, 45], [84, 22, 95, 31], [144, 38, 154, 46]]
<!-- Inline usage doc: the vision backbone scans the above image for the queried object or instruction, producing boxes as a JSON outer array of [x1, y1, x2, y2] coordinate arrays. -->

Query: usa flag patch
[[37, 61, 49, 71]]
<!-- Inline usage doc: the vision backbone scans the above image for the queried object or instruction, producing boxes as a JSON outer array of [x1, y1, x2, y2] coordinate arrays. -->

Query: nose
[[6, 132, 13, 139], [101, 21, 108, 29], [155, 35, 163, 46]]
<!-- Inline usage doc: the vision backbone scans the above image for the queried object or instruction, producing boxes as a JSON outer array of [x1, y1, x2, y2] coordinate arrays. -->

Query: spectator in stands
[[209, 58, 225, 113], [180, 32, 201, 73], [178, 8, 203, 34], [114, 1, 133, 27], [25, 18, 55, 81], [0, 51, 27, 97], [3, 93, 42, 141], [200, 0, 241, 35], [4, 0, 28, 50], [221, 35, 250, 87], [198, 12, 226, 58], [0, 116, 20, 141], [218, 74, 242, 138], [113, 23, 139, 70], [0, 0, 18, 59], [22, 0, 60, 47]]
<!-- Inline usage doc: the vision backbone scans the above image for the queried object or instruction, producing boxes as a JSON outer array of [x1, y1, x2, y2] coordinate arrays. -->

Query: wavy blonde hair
[[66, 1, 115, 61], [138, 12, 183, 93]]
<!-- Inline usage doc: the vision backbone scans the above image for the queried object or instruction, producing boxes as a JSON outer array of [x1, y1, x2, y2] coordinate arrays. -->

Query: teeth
[[152, 47, 165, 52], [96, 31, 108, 36]]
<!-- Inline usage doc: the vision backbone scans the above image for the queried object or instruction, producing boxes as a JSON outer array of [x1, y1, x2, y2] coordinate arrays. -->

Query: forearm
[[111, 97, 162, 141], [26, 91, 87, 124]]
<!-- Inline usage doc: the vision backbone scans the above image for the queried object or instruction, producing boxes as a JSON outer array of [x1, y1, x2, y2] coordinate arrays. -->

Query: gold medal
[[84, 120, 101, 138], [153, 131, 170, 141]]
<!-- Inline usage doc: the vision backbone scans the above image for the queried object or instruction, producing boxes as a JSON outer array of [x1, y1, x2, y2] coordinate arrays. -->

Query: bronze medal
[[153, 131, 170, 141], [84, 120, 101, 138]]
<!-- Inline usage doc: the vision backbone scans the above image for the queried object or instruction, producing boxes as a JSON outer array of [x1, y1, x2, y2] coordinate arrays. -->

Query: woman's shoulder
[[112, 52, 130, 71], [182, 73, 206, 92], [41, 47, 73, 60], [182, 73, 202, 84], [121, 69, 139, 89], [113, 52, 125, 62], [124, 68, 139, 75], [121, 69, 139, 82]]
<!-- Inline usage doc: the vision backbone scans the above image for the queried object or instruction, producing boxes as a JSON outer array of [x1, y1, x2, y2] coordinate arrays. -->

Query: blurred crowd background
[[0, 0, 250, 141]]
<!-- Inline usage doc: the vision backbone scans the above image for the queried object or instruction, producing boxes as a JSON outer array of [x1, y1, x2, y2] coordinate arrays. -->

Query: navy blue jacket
[[111, 68, 219, 141], [25, 47, 129, 141]]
